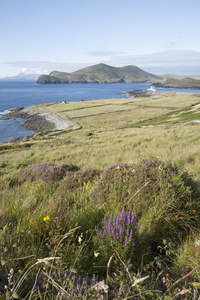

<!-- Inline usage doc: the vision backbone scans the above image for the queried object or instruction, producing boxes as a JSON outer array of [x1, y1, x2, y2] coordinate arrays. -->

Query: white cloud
[[108, 50, 200, 75], [5, 61, 93, 75], [4, 50, 200, 76]]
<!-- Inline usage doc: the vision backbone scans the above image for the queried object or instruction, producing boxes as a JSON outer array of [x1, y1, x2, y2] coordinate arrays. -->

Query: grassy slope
[[1, 92, 200, 298], [1, 92, 200, 180], [155, 77, 200, 89], [72, 63, 160, 82], [37, 63, 160, 83]]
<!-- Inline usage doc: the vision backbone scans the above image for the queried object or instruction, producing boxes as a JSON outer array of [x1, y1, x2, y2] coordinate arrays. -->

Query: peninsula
[[37, 63, 160, 84]]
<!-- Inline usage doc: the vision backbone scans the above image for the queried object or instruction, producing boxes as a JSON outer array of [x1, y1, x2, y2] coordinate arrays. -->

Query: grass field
[[0, 92, 200, 299], [1, 92, 200, 179]]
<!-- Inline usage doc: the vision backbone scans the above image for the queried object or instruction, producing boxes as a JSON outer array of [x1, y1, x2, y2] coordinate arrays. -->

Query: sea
[[0, 80, 200, 142]]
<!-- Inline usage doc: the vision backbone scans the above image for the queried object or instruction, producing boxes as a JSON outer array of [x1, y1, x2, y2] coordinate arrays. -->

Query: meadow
[[0, 92, 200, 299]]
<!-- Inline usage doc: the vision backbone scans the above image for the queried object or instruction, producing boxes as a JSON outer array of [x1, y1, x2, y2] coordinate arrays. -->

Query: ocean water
[[0, 80, 200, 142]]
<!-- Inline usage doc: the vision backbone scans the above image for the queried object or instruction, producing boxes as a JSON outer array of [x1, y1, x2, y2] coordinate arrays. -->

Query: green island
[[1, 92, 200, 299], [37, 63, 160, 84], [37, 63, 200, 90]]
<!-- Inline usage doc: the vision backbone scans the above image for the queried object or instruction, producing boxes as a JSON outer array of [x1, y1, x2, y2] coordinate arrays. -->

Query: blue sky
[[1, 0, 200, 77]]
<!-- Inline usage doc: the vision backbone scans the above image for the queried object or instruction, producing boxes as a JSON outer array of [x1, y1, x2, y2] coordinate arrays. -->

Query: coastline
[[2, 105, 78, 143]]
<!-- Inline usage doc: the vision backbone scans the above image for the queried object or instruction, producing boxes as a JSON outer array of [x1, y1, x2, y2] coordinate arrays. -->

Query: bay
[[0, 80, 200, 142]]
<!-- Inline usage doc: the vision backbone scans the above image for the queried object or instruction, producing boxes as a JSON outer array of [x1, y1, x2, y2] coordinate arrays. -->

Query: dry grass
[[1, 92, 200, 182]]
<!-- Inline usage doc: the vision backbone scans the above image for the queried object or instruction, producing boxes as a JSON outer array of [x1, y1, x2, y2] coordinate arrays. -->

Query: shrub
[[89, 159, 200, 249], [93, 208, 141, 273], [9, 162, 79, 186]]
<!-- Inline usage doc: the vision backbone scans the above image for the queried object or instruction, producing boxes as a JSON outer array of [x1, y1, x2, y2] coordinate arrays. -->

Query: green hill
[[154, 77, 200, 89], [37, 63, 160, 84]]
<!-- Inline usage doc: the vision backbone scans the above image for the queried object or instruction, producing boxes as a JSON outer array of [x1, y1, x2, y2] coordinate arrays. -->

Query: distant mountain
[[153, 77, 200, 89], [0, 73, 40, 81], [37, 63, 161, 84], [161, 74, 200, 80]]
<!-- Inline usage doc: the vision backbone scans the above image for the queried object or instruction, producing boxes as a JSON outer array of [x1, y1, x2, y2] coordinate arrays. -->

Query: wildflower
[[78, 233, 83, 244], [43, 215, 50, 222], [127, 259, 131, 265], [131, 214, 137, 225], [120, 208, 125, 220], [94, 251, 99, 258], [137, 221, 140, 229], [193, 210, 197, 213], [175, 215, 178, 218], [102, 216, 107, 225], [195, 239, 200, 247]]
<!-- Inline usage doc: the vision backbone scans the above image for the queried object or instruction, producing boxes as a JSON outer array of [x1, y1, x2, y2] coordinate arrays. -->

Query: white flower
[[94, 251, 99, 257], [195, 239, 200, 247], [78, 233, 83, 244]]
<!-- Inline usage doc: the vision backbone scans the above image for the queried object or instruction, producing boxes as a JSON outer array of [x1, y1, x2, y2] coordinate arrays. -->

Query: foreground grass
[[0, 92, 200, 298]]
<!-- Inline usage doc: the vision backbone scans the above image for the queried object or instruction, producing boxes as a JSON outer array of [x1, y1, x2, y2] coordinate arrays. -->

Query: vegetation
[[0, 92, 200, 298], [154, 77, 200, 89], [37, 63, 160, 84]]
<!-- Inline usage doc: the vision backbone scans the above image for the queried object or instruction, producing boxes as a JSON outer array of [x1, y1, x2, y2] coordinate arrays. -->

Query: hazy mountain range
[[0, 73, 40, 81]]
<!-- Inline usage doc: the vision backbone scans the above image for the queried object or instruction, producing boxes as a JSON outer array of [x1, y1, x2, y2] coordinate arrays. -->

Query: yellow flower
[[43, 215, 50, 222]]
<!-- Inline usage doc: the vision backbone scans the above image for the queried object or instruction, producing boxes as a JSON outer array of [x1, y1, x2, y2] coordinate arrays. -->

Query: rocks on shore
[[126, 89, 158, 98], [2, 107, 56, 132]]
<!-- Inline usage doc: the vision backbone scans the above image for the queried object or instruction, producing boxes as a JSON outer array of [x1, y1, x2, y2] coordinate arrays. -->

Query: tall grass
[[0, 158, 200, 298], [1, 93, 200, 298]]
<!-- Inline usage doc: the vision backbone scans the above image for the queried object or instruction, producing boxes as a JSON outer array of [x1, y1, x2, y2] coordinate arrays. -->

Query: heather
[[0, 158, 200, 298]]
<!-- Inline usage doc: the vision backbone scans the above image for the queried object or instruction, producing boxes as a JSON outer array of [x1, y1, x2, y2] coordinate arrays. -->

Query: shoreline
[[1, 105, 78, 143]]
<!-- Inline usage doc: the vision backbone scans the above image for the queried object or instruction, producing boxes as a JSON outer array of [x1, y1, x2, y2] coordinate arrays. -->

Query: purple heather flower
[[111, 229, 115, 236], [131, 214, 137, 225], [116, 217, 120, 228], [102, 216, 106, 225], [128, 209, 132, 224], [129, 230, 133, 240], [137, 221, 140, 229], [126, 229, 129, 236], [133, 240, 135, 246], [127, 259, 131, 265], [125, 213, 128, 222], [125, 237, 128, 244], [113, 214, 116, 225], [119, 226, 123, 237], [120, 208, 125, 220]]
